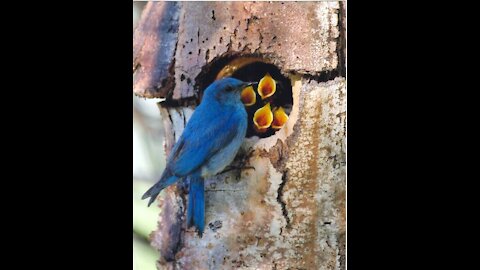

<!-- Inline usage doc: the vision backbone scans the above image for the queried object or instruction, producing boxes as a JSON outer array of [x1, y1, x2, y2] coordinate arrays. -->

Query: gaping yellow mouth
[[241, 86, 256, 106], [257, 73, 276, 100], [253, 103, 273, 133], [271, 106, 288, 130]]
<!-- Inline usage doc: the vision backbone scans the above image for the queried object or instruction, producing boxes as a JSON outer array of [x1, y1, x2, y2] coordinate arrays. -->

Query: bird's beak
[[271, 106, 289, 130], [241, 86, 256, 106], [258, 73, 276, 100], [253, 102, 273, 133], [242, 82, 258, 88]]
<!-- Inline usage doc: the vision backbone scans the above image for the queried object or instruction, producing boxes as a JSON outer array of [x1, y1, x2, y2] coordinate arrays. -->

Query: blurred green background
[[133, 2, 164, 270]]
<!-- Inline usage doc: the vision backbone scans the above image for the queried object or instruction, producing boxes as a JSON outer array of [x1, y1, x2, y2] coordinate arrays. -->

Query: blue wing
[[167, 106, 244, 177]]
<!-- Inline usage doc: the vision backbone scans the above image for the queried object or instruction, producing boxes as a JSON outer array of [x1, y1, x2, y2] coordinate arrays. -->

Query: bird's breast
[[201, 108, 247, 178]]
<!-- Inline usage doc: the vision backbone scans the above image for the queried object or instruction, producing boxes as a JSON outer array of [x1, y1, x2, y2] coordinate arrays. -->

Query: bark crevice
[[277, 170, 290, 233]]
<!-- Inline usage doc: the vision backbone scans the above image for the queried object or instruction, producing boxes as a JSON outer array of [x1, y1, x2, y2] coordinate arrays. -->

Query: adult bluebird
[[142, 78, 255, 237]]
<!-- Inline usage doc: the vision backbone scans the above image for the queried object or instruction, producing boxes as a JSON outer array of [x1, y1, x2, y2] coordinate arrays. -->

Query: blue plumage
[[142, 78, 253, 236], [187, 174, 204, 236]]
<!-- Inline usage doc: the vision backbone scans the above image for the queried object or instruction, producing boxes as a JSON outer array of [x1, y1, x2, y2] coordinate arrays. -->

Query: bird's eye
[[226, 86, 234, 92]]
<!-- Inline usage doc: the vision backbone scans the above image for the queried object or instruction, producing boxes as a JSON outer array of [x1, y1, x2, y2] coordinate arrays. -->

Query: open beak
[[271, 106, 289, 129], [258, 73, 276, 100], [253, 102, 273, 133], [241, 86, 256, 106]]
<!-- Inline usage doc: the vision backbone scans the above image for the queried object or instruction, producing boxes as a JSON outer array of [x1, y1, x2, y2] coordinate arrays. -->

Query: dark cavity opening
[[195, 55, 293, 139]]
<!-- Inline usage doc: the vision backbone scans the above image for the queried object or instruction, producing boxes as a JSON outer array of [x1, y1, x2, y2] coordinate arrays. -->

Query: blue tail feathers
[[141, 175, 178, 207], [187, 175, 205, 237]]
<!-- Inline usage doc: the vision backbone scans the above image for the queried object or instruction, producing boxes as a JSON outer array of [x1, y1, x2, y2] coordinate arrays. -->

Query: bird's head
[[203, 77, 257, 105]]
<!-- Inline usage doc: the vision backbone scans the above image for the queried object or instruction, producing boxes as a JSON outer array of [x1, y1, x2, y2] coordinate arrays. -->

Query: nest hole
[[195, 55, 293, 138]]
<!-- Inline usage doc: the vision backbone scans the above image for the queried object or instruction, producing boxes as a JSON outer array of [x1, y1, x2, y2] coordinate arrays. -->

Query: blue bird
[[142, 77, 255, 237]]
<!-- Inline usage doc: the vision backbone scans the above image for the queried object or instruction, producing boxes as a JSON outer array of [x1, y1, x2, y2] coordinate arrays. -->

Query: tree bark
[[133, 2, 346, 269]]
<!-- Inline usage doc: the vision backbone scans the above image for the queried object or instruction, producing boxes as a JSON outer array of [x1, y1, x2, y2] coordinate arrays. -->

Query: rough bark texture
[[133, 1, 341, 100], [133, 1, 180, 98], [133, 2, 346, 269]]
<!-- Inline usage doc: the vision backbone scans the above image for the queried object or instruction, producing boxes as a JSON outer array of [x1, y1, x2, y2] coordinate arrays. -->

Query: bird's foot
[[218, 148, 256, 177], [219, 165, 255, 175]]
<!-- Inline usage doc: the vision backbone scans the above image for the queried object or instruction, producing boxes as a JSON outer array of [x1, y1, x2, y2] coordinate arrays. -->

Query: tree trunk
[[133, 2, 346, 269]]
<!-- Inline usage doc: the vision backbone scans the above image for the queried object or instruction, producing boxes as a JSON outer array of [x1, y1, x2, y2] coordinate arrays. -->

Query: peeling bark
[[134, 2, 346, 269], [134, 1, 342, 100], [133, 2, 180, 98]]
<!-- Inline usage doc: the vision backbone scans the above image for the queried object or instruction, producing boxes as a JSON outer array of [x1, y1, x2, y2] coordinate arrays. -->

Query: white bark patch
[[163, 78, 345, 269], [176, 156, 288, 269], [167, 107, 195, 143]]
